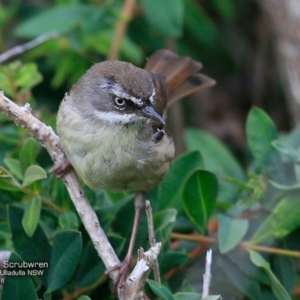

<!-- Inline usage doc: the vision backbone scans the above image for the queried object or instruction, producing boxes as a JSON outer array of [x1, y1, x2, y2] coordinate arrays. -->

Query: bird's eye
[[114, 97, 127, 108]]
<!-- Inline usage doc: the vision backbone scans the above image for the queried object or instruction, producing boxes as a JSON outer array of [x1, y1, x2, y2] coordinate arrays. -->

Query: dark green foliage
[[0, 1, 299, 300], [182, 170, 218, 234], [0, 252, 38, 300]]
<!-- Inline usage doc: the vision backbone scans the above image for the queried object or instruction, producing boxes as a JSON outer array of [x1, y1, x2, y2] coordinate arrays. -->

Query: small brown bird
[[55, 49, 215, 287]]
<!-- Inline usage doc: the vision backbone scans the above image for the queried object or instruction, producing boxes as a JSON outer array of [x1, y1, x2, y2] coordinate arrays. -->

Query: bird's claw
[[49, 157, 73, 178], [106, 256, 131, 292]]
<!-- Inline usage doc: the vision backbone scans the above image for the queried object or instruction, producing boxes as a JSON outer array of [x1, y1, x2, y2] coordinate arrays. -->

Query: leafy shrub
[[0, 1, 298, 300]]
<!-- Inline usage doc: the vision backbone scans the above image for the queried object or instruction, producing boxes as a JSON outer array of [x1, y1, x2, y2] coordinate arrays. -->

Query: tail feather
[[168, 74, 215, 107], [144, 49, 215, 106]]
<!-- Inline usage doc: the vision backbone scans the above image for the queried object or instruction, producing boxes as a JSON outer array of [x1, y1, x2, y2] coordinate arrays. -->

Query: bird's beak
[[140, 105, 165, 125]]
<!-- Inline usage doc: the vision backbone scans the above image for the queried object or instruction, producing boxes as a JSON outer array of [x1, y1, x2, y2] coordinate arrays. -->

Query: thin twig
[[202, 250, 212, 299], [171, 233, 218, 244], [171, 232, 300, 258], [145, 200, 161, 283], [0, 32, 59, 63], [107, 0, 135, 61], [239, 242, 300, 258]]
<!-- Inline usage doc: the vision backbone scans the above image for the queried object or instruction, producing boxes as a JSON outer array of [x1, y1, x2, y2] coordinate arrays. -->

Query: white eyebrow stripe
[[112, 90, 144, 106], [99, 81, 155, 105], [99, 81, 144, 106], [149, 87, 156, 103], [94, 110, 141, 124]]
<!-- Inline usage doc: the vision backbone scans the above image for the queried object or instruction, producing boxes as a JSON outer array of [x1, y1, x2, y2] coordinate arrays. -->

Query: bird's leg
[[106, 191, 145, 289], [50, 156, 73, 178]]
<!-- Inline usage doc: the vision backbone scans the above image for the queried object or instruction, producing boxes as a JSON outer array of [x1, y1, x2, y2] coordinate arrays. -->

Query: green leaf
[[185, 128, 245, 202], [260, 290, 277, 300], [269, 180, 300, 191], [0, 61, 42, 96], [74, 236, 124, 288], [227, 251, 270, 285], [147, 279, 175, 300], [154, 209, 177, 233], [154, 209, 177, 247], [185, 129, 245, 179], [49, 174, 72, 209], [0, 222, 11, 249], [43, 293, 51, 300], [77, 297, 91, 300], [0, 62, 20, 96], [4, 158, 23, 179], [22, 197, 41, 237], [249, 251, 292, 300], [50, 50, 89, 88], [19, 138, 41, 175], [218, 214, 248, 253], [58, 211, 79, 230], [220, 256, 263, 300], [0, 166, 22, 191], [74, 241, 105, 288], [184, 1, 218, 46], [22, 165, 47, 187], [8, 206, 51, 285], [271, 140, 299, 162], [0, 252, 38, 300], [182, 170, 218, 234], [158, 150, 204, 210], [141, 0, 184, 37], [251, 192, 300, 244], [282, 124, 300, 148], [246, 108, 278, 168], [14, 4, 104, 38], [15, 63, 42, 92], [161, 251, 189, 273], [174, 293, 201, 300], [47, 230, 82, 293], [202, 297, 222, 300], [273, 255, 296, 295]]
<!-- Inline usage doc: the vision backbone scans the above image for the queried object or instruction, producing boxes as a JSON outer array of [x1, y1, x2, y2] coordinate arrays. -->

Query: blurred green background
[[0, 0, 290, 147], [0, 1, 300, 300]]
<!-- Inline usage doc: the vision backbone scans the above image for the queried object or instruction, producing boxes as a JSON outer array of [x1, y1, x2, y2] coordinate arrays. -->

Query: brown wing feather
[[144, 49, 215, 106], [168, 74, 216, 107]]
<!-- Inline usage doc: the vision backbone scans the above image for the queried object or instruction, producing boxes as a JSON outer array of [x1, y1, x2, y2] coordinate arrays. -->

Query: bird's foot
[[49, 157, 73, 178], [106, 256, 131, 292]]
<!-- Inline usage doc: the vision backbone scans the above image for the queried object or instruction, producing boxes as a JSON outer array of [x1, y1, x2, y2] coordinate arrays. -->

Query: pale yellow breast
[[57, 97, 174, 192]]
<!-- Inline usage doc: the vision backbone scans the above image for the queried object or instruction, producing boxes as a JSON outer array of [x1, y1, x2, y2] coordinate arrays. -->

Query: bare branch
[[120, 243, 161, 300], [0, 32, 59, 63], [202, 249, 212, 299]]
